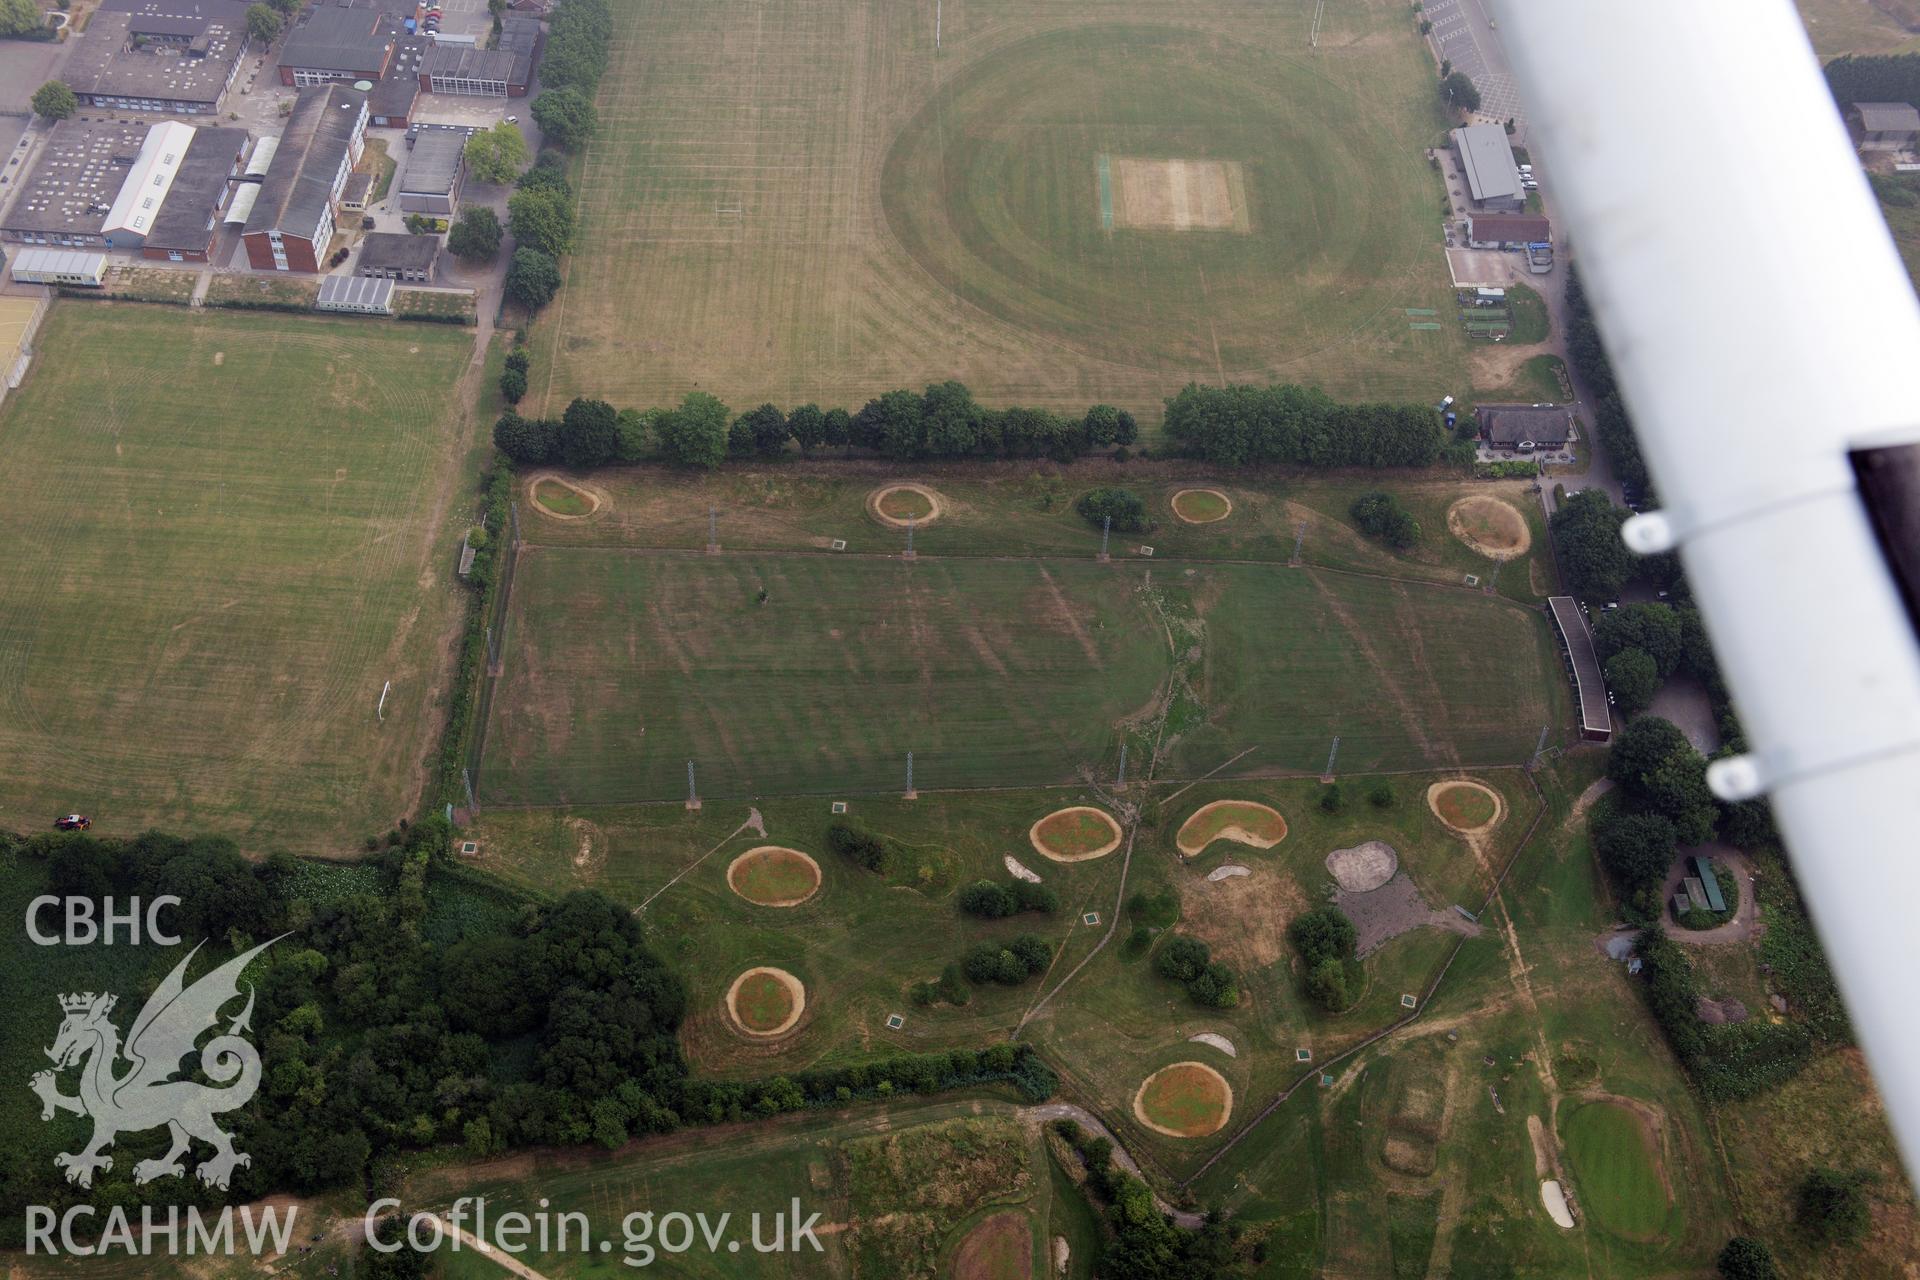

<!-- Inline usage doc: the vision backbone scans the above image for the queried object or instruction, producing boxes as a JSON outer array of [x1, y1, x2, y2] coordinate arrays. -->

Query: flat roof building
[[9, 248, 108, 287], [1451, 123, 1525, 213], [64, 0, 250, 115], [356, 231, 438, 281], [1477, 403, 1575, 450], [278, 3, 397, 86], [317, 273, 393, 314], [396, 129, 464, 214], [244, 84, 369, 272], [368, 47, 422, 126], [0, 120, 152, 248], [422, 15, 541, 97]]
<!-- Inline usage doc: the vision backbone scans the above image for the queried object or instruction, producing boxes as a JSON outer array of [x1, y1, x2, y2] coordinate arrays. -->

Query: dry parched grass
[[1133, 1061, 1233, 1138], [949, 1210, 1034, 1280]]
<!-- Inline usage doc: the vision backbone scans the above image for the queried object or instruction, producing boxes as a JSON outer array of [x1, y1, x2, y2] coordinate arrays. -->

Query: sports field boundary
[[466, 501, 524, 807]]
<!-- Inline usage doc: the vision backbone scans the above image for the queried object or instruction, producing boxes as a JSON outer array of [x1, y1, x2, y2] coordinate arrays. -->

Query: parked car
[[505, 115, 519, 124], [55, 814, 91, 831]]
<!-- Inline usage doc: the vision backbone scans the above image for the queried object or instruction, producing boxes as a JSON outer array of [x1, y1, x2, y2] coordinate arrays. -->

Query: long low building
[[1548, 596, 1612, 741], [1451, 122, 1525, 213], [1465, 212, 1550, 248], [244, 84, 368, 272], [1477, 403, 1575, 452], [0, 118, 244, 261], [63, 0, 252, 115], [9, 248, 107, 287]]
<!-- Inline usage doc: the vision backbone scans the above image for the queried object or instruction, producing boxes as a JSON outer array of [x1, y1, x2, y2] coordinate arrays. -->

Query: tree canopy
[[447, 206, 503, 262], [1163, 382, 1444, 468], [504, 247, 562, 311], [1549, 489, 1634, 599], [1604, 646, 1660, 717], [245, 3, 281, 42], [465, 121, 531, 186], [1441, 71, 1482, 113], [507, 186, 575, 258], [30, 81, 75, 121], [1594, 602, 1684, 676], [655, 392, 730, 469], [531, 88, 597, 151], [1608, 716, 1717, 845]]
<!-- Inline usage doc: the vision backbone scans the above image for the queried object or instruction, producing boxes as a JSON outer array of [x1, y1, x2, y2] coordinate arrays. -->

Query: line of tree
[[1049, 1119, 1249, 1279], [1288, 906, 1358, 1012], [1563, 267, 1653, 497], [503, 153, 574, 311], [961, 935, 1053, 986], [958, 878, 1060, 918], [1823, 52, 1920, 113], [499, 348, 530, 404], [1160, 382, 1447, 469], [533, 0, 612, 100], [1548, 488, 1635, 600], [493, 384, 1140, 470], [679, 1042, 1058, 1123], [1153, 935, 1240, 1008]]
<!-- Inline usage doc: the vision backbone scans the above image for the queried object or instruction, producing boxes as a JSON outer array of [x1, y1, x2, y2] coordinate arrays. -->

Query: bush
[[1126, 886, 1179, 929], [1797, 1168, 1870, 1245], [1716, 1236, 1779, 1280], [1319, 783, 1344, 813], [1289, 907, 1356, 968], [956, 879, 1055, 919], [1074, 486, 1149, 534], [498, 366, 527, 405], [1154, 935, 1211, 983], [1305, 956, 1351, 1012], [448, 206, 503, 262], [1349, 491, 1421, 549], [504, 248, 562, 311], [825, 820, 892, 874], [1367, 781, 1394, 808], [1187, 961, 1240, 1008]]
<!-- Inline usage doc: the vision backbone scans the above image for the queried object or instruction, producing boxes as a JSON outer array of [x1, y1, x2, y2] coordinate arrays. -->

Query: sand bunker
[[726, 846, 822, 907], [1133, 1061, 1234, 1138], [725, 967, 806, 1038], [1427, 780, 1505, 835], [1110, 157, 1250, 233], [1447, 495, 1532, 560], [1188, 1032, 1238, 1058], [527, 472, 604, 520], [866, 483, 944, 528], [1176, 800, 1286, 856], [1540, 1180, 1575, 1229], [1004, 855, 1042, 883], [1207, 864, 1250, 882], [1326, 841, 1400, 892], [1029, 807, 1123, 862], [1171, 488, 1233, 524]]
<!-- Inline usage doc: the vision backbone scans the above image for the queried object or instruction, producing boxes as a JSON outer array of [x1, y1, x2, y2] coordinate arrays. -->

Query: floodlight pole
[[904, 750, 916, 800], [1321, 735, 1340, 783], [1116, 741, 1128, 790], [1098, 515, 1111, 562], [1526, 724, 1550, 772], [685, 759, 700, 811]]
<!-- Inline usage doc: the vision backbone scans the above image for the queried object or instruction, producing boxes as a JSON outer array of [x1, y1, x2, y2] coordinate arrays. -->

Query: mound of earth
[[1187, 1032, 1238, 1058], [1325, 841, 1399, 892], [528, 473, 604, 520], [726, 967, 806, 1038], [1029, 806, 1123, 862], [1133, 1061, 1233, 1138], [1176, 800, 1286, 856], [949, 1210, 1032, 1280], [1171, 488, 1233, 524], [1427, 780, 1503, 834], [866, 483, 944, 528], [726, 846, 822, 907], [1446, 495, 1531, 560]]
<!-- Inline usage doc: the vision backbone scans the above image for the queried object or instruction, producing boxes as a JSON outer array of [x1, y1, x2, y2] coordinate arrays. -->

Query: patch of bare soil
[[949, 1211, 1033, 1280], [1446, 496, 1532, 560], [1467, 339, 1550, 389], [1028, 806, 1123, 862], [865, 482, 944, 527], [1132, 1061, 1234, 1138], [567, 818, 605, 879], [1180, 860, 1306, 968], [1326, 840, 1399, 892], [1170, 487, 1233, 523], [1336, 873, 1479, 956]]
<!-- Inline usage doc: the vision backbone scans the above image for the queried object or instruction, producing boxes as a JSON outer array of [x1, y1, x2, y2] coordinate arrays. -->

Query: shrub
[[1319, 783, 1344, 813], [957, 880, 1015, 918], [448, 206, 503, 262], [1716, 1236, 1779, 1280], [1073, 486, 1149, 533], [498, 366, 527, 405], [1797, 1168, 1870, 1245], [1289, 907, 1356, 968], [1367, 781, 1394, 808], [1305, 956, 1351, 1012], [1187, 962, 1240, 1008], [1349, 491, 1421, 549], [1127, 886, 1179, 929], [1154, 935, 1211, 983], [825, 820, 892, 874]]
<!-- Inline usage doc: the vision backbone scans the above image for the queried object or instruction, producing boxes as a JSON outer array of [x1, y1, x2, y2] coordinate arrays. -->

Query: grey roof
[[424, 44, 525, 86], [279, 4, 394, 74], [98, 0, 252, 23], [0, 119, 149, 236], [399, 129, 464, 196], [63, 10, 245, 106], [144, 126, 245, 251], [245, 84, 366, 242], [317, 274, 393, 310], [1477, 403, 1573, 446], [1452, 123, 1522, 203], [1548, 596, 1612, 737], [1855, 102, 1920, 133], [357, 231, 439, 273], [368, 50, 422, 117]]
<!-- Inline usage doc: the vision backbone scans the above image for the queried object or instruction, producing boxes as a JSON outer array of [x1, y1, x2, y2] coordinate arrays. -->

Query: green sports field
[[532, 0, 1466, 420], [0, 304, 473, 847]]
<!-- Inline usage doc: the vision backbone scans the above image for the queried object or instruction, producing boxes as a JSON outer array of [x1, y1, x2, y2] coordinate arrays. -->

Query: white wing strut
[[1492, 0, 1920, 1179]]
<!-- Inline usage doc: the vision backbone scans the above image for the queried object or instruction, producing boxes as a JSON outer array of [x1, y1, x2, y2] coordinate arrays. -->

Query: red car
[[55, 814, 90, 831]]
